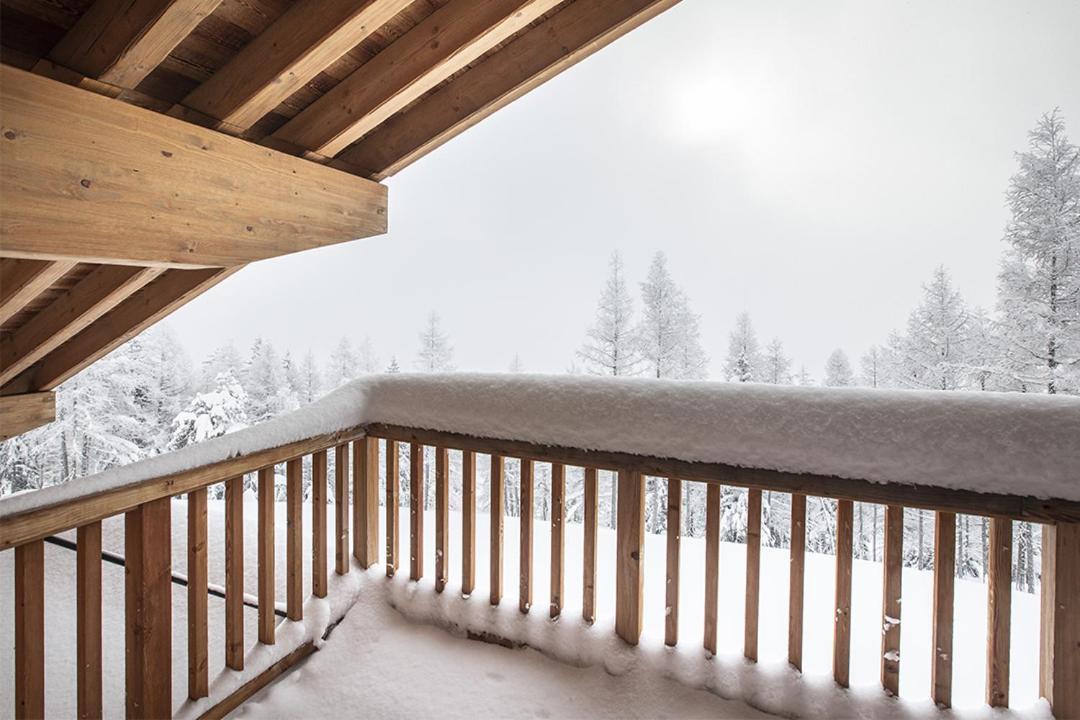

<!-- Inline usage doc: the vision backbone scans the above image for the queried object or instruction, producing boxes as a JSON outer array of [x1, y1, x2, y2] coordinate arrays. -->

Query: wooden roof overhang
[[0, 0, 681, 439]]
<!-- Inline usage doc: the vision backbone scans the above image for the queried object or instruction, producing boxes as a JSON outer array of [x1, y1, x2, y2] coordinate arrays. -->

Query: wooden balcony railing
[[2, 418, 1079, 719]]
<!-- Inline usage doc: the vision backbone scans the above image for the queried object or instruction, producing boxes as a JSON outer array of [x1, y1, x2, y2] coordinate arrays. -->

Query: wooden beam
[[615, 470, 644, 645], [47, 0, 225, 89], [519, 458, 533, 613], [462, 450, 477, 596], [339, 0, 682, 178], [125, 497, 172, 719], [77, 521, 104, 716], [0, 392, 55, 440], [881, 505, 903, 696], [15, 540, 44, 720], [312, 449, 327, 598], [181, 0, 410, 133], [386, 440, 399, 577], [665, 478, 680, 647], [987, 518, 1012, 708], [435, 446, 449, 593], [257, 467, 276, 645], [744, 488, 761, 662], [354, 437, 377, 567], [409, 442, 423, 581], [1041, 522, 1080, 719], [286, 458, 303, 621], [1, 66, 388, 267], [275, 0, 562, 157], [788, 493, 806, 671], [932, 511, 956, 707], [490, 454, 504, 605], [704, 482, 720, 655], [549, 462, 565, 618], [224, 475, 244, 670], [582, 466, 597, 623], [0, 258, 76, 325], [834, 499, 854, 688], [0, 265, 162, 385], [334, 443, 350, 575], [187, 488, 208, 699], [6, 267, 238, 393]]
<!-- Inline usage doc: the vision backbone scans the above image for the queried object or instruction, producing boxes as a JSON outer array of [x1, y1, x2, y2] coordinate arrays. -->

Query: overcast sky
[[166, 0, 1080, 380]]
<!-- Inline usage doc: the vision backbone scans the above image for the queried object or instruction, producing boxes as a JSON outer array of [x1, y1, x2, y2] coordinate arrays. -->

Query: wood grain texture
[[125, 497, 172, 719], [286, 458, 303, 620], [788, 493, 806, 671], [386, 440, 399, 577], [225, 475, 244, 670], [704, 482, 720, 655], [435, 446, 449, 593], [932, 511, 955, 707], [334, 444, 349, 575], [15, 540, 44, 720], [490, 454, 504, 605], [198, 641, 316, 720], [520, 458, 534, 613], [881, 504, 904, 696], [615, 470, 644, 645], [312, 450, 327, 597], [355, 436, 378, 567], [745, 488, 762, 661], [665, 478, 681, 647], [77, 521, 104, 717], [833, 499, 854, 688], [550, 463, 565, 618], [987, 517, 1012, 708], [0, 392, 55, 440], [258, 467, 275, 645], [583, 467, 598, 624], [0, 66, 387, 267], [1040, 522, 1080, 719], [462, 450, 477, 595], [410, 442, 424, 581], [0, 259, 75, 326], [187, 489, 208, 699]]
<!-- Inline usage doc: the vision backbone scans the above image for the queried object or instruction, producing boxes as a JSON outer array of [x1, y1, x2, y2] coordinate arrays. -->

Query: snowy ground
[[0, 498, 1049, 719]]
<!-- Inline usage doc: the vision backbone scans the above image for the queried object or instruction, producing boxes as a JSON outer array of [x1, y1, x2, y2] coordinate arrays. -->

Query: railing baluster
[[258, 466, 275, 644], [1040, 522, 1080, 718], [286, 458, 303, 620], [490, 454, 504, 605], [312, 450, 327, 598], [335, 443, 349, 575], [435, 446, 449, 593], [386, 440, 399, 577], [462, 450, 477, 596], [356, 437, 378, 568], [665, 478, 681, 647], [833, 499, 854, 688], [78, 521, 103, 716], [410, 442, 424, 581], [225, 475, 244, 670], [881, 504, 904, 695], [15, 539, 44, 720], [583, 467, 598, 624], [987, 517, 1012, 708], [704, 483, 721, 655], [187, 489, 208, 699], [932, 511, 956, 707], [745, 488, 762, 662], [125, 497, 172, 718], [520, 459, 534, 613], [550, 463, 565, 618], [789, 493, 806, 671], [615, 470, 645, 645]]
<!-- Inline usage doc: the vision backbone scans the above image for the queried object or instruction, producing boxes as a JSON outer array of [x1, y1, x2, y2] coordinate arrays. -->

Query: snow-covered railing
[[2, 374, 1079, 719]]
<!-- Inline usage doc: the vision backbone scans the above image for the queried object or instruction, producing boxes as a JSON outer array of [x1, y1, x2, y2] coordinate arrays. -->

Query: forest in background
[[1, 112, 1076, 595]]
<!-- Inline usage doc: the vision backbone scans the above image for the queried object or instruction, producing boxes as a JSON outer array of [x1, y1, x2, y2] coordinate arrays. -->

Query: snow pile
[[4, 374, 1078, 520]]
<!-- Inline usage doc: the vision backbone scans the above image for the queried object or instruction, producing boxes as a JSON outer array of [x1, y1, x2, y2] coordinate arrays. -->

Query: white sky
[[166, 0, 1080, 379]]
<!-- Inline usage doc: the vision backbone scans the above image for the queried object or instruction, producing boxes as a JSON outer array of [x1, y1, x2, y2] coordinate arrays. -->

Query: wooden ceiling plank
[[181, 0, 412, 134], [46, 0, 225, 89], [0, 392, 56, 441], [339, 0, 682, 179], [273, 0, 564, 158], [0, 67, 388, 268], [0, 259, 77, 326], [0, 265, 163, 386]]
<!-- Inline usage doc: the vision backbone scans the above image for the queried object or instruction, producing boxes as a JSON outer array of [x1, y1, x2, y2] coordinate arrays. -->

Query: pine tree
[[578, 251, 640, 376], [297, 350, 322, 404], [998, 110, 1080, 394], [723, 312, 762, 382], [890, 266, 973, 390], [761, 338, 792, 384], [636, 252, 707, 379], [244, 338, 287, 423], [859, 345, 885, 388], [326, 337, 359, 389], [357, 336, 380, 374], [415, 312, 455, 371], [386, 356, 401, 373], [168, 370, 249, 450], [823, 349, 854, 386], [795, 365, 814, 386], [508, 353, 525, 373]]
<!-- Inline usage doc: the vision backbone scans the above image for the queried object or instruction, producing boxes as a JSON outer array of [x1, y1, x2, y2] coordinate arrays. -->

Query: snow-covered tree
[[415, 312, 455, 371], [997, 110, 1080, 394], [578, 251, 641, 376], [890, 266, 973, 390], [823, 349, 854, 387], [761, 338, 792, 384], [509, 353, 525, 373], [297, 350, 322, 404], [357, 336, 380, 374], [723, 312, 762, 382], [244, 338, 288, 423], [198, 342, 242, 392], [168, 371, 249, 450], [859, 345, 886, 388], [636, 252, 707, 379], [326, 337, 359, 389], [795, 365, 814, 386], [386, 356, 401, 373]]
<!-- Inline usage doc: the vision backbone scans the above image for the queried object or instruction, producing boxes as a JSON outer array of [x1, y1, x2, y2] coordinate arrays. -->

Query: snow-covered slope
[[3, 374, 1078, 520]]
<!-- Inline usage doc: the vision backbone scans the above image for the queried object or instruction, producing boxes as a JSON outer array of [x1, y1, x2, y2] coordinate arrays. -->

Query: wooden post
[[583, 467, 598, 624], [386, 440, 399, 577], [356, 436, 378, 567], [410, 442, 424, 581], [615, 470, 644, 645], [435, 446, 449, 593], [225, 475, 244, 670], [834, 499, 853, 688], [125, 497, 172, 719], [78, 521, 104, 717], [550, 463, 565, 618], [1041, 522, 1080, 719], [789, 493, 806, 671], [520, 459, 534, 613], [745, 488, 762, 662], [312, 449, 327, 598], [286, 458, 303, 620], [187, 490, 208, 699], [704, 482, 721, 655], [987, 517, 1012, 708], [462, 450, 476, 596], [15, 540, 44, 720], [490, 454, 504, 605], [334, 443, 349, 575], [258, 467, 275, 645], [932, 511, 956, 707], [881, 504, 904, 695], [665, 478, 681, 647]]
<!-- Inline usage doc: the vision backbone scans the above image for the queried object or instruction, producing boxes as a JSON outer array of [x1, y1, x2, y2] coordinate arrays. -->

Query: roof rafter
[[0, 259, 77, 326]]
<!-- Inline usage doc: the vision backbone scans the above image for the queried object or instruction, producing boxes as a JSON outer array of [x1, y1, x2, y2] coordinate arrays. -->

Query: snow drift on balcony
[[3, 373, 1079, 519]]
